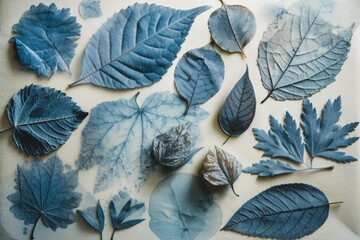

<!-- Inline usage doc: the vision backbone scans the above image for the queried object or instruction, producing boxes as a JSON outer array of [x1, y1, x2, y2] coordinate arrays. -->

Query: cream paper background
[[0, 0, 359, 239]]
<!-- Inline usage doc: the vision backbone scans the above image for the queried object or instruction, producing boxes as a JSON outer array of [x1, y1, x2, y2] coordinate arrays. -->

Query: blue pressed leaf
[[70, 3, 210, 89], [253, 112, 304, 163], [208, 3, 256, 56], [258, 1, 354, 102], [3, 84, 88, 155], [117, 219, 145, 230], [149, 173, 222, 239], [7, 155, 82, 238], [218, 67, 256, 143], [243, 160, 298, 177], [79, 0, 102, 19], [301, 97, 359, 162], [174, 43, 224, 114], [77, 200, 104, 233], [76, 92, 208, 193], [10, 3, 81, 78], [223, 183, 330, 239]]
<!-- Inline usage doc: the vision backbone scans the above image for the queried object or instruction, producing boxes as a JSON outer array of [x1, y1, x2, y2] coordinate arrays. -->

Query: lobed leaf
[[77, 200, 104, 233], [243, 160, 298, 177]]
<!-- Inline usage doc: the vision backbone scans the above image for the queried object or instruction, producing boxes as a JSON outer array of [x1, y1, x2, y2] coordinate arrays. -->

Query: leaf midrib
[[14, 114, 82, 128]]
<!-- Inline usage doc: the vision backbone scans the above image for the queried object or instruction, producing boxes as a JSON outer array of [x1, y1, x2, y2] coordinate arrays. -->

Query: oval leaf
[[11, 3, 81, 78], [70, 3, 210, 89], [208, 3, 256, 56], [218, 67, 256, 143], [203, 146, 242, 196], [223, 183, 331, 239], [79, 0, 102, 19], [4, 84, 88, 155], [174, 43, 225, 114]]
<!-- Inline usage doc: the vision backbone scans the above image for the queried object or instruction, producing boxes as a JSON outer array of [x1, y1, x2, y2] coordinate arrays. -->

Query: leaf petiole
[[0, 126, 14, 134], [230, 184, 239, 197], [29, 217, 40, 240], [110, 229, 116, 240], [299, 165, 334, 173]]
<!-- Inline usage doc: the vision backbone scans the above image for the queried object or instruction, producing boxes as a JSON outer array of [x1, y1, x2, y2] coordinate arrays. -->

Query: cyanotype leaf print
[[243, 160, 298, 177], [258, 0, 354, 102], [203, 146, 242, 196], [223, 183, 333, 239], [69, 3, 210, 89], [76, 92, 208, 193], [77, 200, 104, 234], [10, 3, 81, 78], [218, 67, 256, 144], [1, 84, 88, 155], [253, 112, 304, 163], [174, 43, 224, 114], [7, 155, 82, 239], [301, 97, 359, 162], [208, 2, 256, 56], [149, 173, 222, 240], [79, 0, 102, 19]]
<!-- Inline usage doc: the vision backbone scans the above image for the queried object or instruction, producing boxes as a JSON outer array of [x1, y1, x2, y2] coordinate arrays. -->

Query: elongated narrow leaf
[[79, 0, 102, 19], [243, 160, 298, 177], [77, 200, 104, 233], [11, 3, 81, 78], [258, 0, 354, 102], [208, 3, 256, 56], [223, 183, 331, 239], [218, 67, 256, 142], [203, 146, 242, 196], [301, 97, 359, 162], [70, 3, 210, 89], [4, 84, 88, 155], [174, 43, 224, 114]]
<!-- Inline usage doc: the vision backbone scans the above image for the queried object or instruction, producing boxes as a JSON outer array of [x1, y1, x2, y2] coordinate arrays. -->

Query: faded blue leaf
[[243, 160, 298, 177], [7, 155, 82, 239], [76, 92, 208, 193], [69, 3, 210, 89], [301, 97, 359, 162], [149, 173, 222, 240], [77, 200, 104, 233], [10, 3, 81, 78], [258, 0, 354, 102], [253, 112, 304, 163], [3, 84, 88, 155], [174, 43, 224, 114], [208, 3, 256, 56], [218, 67, 256, 144], [223, 183, 330, 239], [203, 146, 242, 196], [79, 0, 102, 19]]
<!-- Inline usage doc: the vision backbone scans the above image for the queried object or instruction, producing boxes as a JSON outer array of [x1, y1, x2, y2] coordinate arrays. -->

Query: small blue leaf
[[4, 84, 88, 155], [223, 183, 330, 239], [117, 219, 145, 230], [77, 200, 104, 233], [70, 3, 210, 89], [11, 3, 81, 78], [174, 43, 224, 114], [243, 160, 298, 177], [117, 199, 132, 227], [218, 67, 256, 143], [79, 0, 102, 19]]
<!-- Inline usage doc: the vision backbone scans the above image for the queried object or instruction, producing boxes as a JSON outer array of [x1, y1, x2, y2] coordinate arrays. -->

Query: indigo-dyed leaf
[[79, 0, 102, 19], [253, 112, 304, 163], [203, 146, 242, 196], [7, 155, 82, 239], [77, 200, 104, 233], [1, 84, 88, 155], [243, 160, 298, 177], [10, 3, 81, 78], [76, 92, 208, 193], [301, 97, 359, 162], [258, 1, 354, 102], [69, 3, 210, 89], [208, 2, 256, 56], [174, 43, 224, 114], [223, 183, 333, 239], [218, 67, 256, 143], [149, 173, 222, 239]]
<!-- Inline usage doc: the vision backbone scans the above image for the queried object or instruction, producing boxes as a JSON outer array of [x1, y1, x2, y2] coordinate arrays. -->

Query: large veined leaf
[[218, 67, 256, 144], [76, 92, 208, 193], [7, 155, 82, 240], [79, 0, 102, 19], [149, 173, 222, 240], [208, 1, 256, 57], [243, 160, 298, 177], [69, 3, 210, 89], [223, 183, 335, 239], [11, 3, 81, 78], [174, 43, 224, 114], [1, 84, 88, 155], [258, 0, 354, 102]]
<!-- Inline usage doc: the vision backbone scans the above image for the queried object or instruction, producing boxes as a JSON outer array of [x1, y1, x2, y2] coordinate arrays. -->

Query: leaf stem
[[300, 165, 334, 172], [110, 229, 116, 240], [68, 79, 84, 88], [329, 201, 343, 206], [183, 104, 190, 116], [222, 135, 231, 145], [230, 184, 239, 197], [100, 232, 103, 240], [29, 217, 40, 240], [261, 92, 272, 104], [0, 126, 14, 134]]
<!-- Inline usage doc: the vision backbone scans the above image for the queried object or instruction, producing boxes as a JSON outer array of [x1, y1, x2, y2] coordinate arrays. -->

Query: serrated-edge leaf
[[243, 160, 298, 177]]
